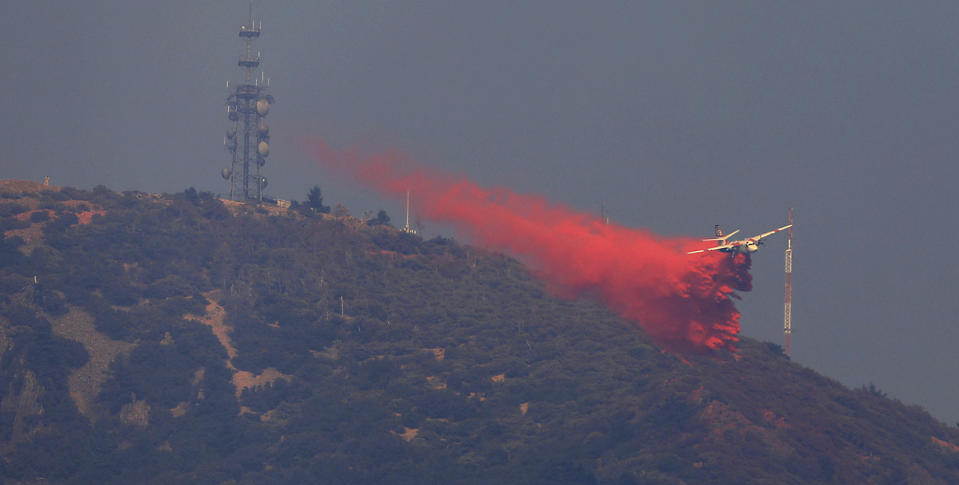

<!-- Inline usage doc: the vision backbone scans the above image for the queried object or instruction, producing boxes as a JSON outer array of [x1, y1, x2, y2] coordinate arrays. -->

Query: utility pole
[[784, 208, 793, 357]]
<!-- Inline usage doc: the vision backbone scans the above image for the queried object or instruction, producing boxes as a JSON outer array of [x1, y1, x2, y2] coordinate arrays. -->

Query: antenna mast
[[784, 208, 793, 357], [222, 0, 274, 202], [403, 190, 416, 234]]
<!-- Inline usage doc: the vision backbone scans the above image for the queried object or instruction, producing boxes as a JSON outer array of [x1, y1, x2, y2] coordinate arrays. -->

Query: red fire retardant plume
[[306, 140, 751, 353]]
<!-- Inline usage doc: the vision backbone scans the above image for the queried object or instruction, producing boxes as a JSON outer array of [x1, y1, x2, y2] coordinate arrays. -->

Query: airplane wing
[[701, 229, 740, 242], [687, 242, 738, 255], [748, 224, 793, 242]]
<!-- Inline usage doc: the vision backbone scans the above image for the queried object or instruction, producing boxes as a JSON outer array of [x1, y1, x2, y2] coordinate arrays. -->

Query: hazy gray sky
[[3, 1, 958, 424]]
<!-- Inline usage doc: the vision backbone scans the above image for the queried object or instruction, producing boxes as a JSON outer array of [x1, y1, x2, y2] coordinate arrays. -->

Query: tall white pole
[[784, 208, 793, 357]]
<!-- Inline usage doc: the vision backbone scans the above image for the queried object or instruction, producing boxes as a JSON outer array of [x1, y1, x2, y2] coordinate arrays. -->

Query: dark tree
[[367, 210, 391, 227], [183, 187, 199, 204], [306, 186, 331, 214]]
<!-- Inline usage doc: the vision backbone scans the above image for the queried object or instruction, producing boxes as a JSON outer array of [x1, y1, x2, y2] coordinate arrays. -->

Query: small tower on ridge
[[402, 190, 417, 234], [784, 208, 794, 357]]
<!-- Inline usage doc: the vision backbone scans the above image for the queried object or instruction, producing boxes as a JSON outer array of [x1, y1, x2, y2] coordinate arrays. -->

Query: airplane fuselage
[[721, 240, 760, 254]]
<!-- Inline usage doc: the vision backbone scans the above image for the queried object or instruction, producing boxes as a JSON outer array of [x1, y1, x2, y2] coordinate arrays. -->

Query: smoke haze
[[307, 140, 751, 353]]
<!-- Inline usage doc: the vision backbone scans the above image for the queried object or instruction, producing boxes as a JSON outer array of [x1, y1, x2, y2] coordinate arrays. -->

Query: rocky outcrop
[[49, 307, 135, 420], [118, 394, 150, 428]]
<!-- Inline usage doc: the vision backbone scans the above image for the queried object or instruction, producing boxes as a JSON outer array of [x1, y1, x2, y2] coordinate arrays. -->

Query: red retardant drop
[[306, 140, 751, 353]]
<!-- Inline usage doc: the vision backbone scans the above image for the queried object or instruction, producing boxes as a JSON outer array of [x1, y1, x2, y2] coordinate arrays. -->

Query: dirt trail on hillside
[[186, 292, 291, 399]]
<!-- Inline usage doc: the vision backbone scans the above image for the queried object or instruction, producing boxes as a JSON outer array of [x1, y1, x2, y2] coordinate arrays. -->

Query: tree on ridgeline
[[306, 186, 331, 214], [367, 210, 391, 227]]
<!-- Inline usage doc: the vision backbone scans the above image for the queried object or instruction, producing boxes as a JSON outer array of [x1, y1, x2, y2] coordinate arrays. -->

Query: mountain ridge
[[1, 181, 958, 484]]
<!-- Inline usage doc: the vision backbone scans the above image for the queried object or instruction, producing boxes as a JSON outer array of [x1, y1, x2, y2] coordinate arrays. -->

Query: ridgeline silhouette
[[1, 180, 958, 484]]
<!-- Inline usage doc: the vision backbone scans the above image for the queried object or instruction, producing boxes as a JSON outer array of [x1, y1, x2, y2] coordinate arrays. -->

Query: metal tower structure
[[402, 190, 417, 234], [784, 208, 794, 357], [223, 1, 274, 202]]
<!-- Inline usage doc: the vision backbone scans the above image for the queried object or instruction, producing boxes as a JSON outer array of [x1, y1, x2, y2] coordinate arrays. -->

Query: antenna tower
[[784, 208, 793, 357], [600, 204, 610, 225], [403, 190, 417, 234], [222, 1, 274, 202]]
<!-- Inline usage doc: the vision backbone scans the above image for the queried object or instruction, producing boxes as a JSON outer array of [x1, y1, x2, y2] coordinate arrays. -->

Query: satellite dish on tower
[[257, 141, 270, 157], [256, 99, 270, 116]]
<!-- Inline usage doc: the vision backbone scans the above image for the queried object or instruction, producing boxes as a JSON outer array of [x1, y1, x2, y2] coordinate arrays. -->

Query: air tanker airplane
[[688, 224, 792, 255]]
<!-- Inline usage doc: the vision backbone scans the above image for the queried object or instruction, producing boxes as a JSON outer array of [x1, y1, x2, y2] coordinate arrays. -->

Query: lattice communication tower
[[222, 3, 274, 202], [784, 208, 794, 357]]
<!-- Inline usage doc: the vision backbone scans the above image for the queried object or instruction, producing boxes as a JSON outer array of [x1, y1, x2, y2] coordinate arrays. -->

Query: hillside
[[2, 181, 959, 484]]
